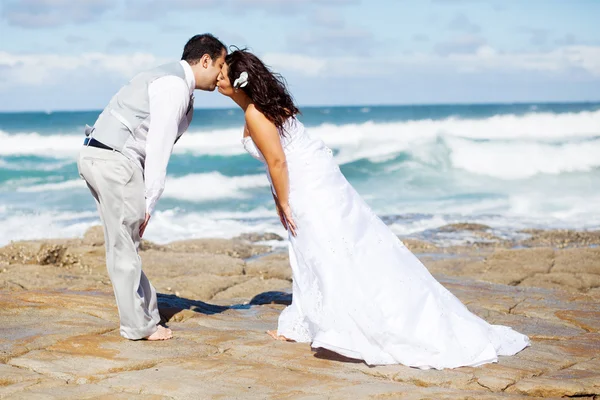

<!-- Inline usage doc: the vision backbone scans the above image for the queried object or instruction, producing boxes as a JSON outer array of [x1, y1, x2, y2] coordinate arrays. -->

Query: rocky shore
[[1, 225, 599, 399]]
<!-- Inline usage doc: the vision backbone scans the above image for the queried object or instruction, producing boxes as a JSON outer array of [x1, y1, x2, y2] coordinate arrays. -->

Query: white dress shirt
[[121, 60, 195, 216]]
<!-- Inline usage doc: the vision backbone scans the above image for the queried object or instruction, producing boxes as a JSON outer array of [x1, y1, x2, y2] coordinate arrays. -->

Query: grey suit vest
[[87, 62, 192, 151]]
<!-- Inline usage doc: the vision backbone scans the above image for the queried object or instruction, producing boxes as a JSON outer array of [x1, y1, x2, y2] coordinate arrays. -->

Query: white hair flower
[[233, 71, 249, 89]]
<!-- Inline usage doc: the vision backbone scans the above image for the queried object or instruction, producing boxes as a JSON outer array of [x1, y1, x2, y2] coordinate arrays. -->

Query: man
[[77, 34, 226, 341]]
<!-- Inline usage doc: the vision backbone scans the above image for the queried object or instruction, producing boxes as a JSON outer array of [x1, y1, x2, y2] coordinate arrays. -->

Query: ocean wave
[[2, 109, 599, 180], [2, 202, 598, 247], [445, 136, 600, 179], [2, 109, 599, 156], [0, 131, 84, 158], [317, 110, 600, 168], [0, 207, 285, 246], [162, 172, 269, 201], [9, 172, 269, 200], [16, 179, 85, 192], [370, 135, 600, 180], [0, 209, 98, 246], [0, 157, 74, 171], [141, 208, 286, 243], [0, 127, 249, 159]]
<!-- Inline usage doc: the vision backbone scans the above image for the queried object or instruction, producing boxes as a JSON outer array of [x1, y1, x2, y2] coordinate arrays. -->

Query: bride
[[216, 49, 529, 369]]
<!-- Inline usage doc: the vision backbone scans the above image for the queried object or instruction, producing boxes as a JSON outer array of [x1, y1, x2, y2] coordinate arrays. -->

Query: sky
[[0, 0, 599, 111]]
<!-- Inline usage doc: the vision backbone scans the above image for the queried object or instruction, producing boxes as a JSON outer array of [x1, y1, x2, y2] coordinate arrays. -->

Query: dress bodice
[[242, 117, 307, 163]]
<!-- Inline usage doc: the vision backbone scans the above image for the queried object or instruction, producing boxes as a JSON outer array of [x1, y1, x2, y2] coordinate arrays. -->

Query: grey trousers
[[77, 145, 161, 339]]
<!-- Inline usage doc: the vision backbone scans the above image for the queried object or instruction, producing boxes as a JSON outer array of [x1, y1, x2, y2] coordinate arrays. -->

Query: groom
[[77, 34, 226, 341]]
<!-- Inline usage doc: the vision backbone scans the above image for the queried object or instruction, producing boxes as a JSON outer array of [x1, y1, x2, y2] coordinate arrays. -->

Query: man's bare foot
[[145, 325, 173, 341], [267, 330, 295, 342]]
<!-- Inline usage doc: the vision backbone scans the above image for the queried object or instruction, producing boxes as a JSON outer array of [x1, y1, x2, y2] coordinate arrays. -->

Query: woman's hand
[[275, 202, 287, 230], [278, 202, 297, 237]]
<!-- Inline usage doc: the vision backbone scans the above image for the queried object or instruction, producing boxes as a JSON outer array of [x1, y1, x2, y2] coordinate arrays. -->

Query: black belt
[[84, 137, 113, 151]]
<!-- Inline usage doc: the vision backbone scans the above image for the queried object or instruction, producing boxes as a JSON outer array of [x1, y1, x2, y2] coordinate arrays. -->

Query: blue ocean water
[[1, 103, 599, 246]]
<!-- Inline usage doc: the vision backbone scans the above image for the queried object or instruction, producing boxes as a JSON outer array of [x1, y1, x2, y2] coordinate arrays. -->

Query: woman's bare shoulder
[[245, 104, 263, 120], [245, 105, 275, 130]]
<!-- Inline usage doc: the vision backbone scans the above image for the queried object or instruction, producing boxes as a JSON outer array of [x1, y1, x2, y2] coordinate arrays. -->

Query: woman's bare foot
[[267, 330, 295, 342], [145, 325, 173, 341]]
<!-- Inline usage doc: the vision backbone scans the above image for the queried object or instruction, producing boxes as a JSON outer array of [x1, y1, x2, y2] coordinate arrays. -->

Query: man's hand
[[140, 213, 151, 238]]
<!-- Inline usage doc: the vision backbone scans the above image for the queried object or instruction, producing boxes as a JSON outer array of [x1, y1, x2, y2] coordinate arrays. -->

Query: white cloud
[[434, 34, 487, 55], [262, 53, 327, 76], [412, 34, 429, 43], [265, 45, 600, 78], [1, 44, 599, 111], [452, 45, 600, 76], [229, 0, 357, 7], [123, 0, 355, 20], [64, 34, 89, 44], [0, 51, 166, 87], [105, 37, 150, 52], [518, 27, 550, 47], [2, 45, 599, 92], [2, 0, 116, 28], [287, 27, 375, 55], [310, 8, 346, 28], [555, 34, 577, 46], [447, 13, 481, 34], [2, 0, 358, 26]]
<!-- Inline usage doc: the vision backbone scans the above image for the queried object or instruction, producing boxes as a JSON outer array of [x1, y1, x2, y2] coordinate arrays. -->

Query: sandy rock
[[245, 251, 291, 280], [2, 229, 600, 398], [152, 273, 250, 302], [0, 292, 116, 364], [587, 287, 600, 298], [0, 241, 44, 265], [453, 247, 553, 286], [139, 239, 166, 252], [425, 245, 600, 296], [520, 272, 589, 292], [401, 238, 443, 253], [438, 223, 492, 232], [0, 240, 84, 268], [82, 225, 105, 247], [6, 384, 164, 399], [36, 243, 69, 265], [553, 247, 600, 275], [0, 263, 110, 292], [507, 362, 600, 398], [1, 277, 600, 398], [0, 364, 63, 398], [520, 229, 600, 248], [211, 277, 291, 302], [235, 232, 284, 242], [166, 238, 269, 259], [141, 250, 245, 277]]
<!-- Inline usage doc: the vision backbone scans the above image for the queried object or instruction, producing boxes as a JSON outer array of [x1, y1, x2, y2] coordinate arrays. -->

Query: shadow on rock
[[249, 290, 292, 306], [157, 290, 292, 322], [312, 348, 365, 365], [157, 293, 229, 322]]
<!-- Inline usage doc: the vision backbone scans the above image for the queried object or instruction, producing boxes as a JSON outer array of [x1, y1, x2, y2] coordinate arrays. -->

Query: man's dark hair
[[181, 34, 226, 65]]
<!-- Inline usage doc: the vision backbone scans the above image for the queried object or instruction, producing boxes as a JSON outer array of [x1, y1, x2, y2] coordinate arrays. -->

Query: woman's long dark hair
[[226, 49, 299, 132]]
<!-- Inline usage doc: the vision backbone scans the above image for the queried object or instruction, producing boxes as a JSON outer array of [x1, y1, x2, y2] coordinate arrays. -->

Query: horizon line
[[1, 99, 600, 114]]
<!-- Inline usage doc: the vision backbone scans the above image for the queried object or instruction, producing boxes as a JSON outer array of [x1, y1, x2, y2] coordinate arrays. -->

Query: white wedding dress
[[242, 118, 530, 368]]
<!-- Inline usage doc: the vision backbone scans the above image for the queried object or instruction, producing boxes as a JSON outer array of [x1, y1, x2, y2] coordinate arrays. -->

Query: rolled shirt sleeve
[[144, 76, 190, 215]]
